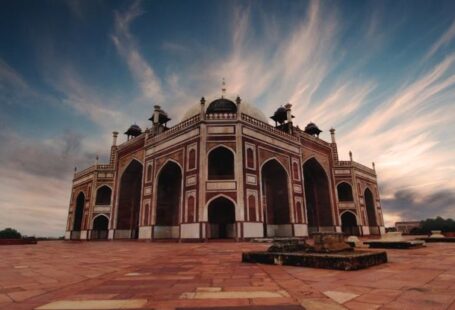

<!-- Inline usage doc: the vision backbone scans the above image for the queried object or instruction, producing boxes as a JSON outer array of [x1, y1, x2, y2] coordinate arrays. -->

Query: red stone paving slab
[[0, 241, 454, 309]]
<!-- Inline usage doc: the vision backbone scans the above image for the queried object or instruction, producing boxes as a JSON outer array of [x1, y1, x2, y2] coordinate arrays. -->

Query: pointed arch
[[155, 158, 184, 179], [116, 159, 143, 239], [95, 185, 112, 205], [207, 196, 236, 239], [119, 158, 143, 178], [303, 157, 334, 231], [73, 192, 85, 232], [155, 160, 182, 227], [208, 146, 235, 180], [92, 213, 109, 225], [261, 158, 291, 226], [364, 187, 377, 226], [340, 210, 359, 236], [337, 182, 353, 202], [205, 193, 237, 209], [91, 214, 109, 240]]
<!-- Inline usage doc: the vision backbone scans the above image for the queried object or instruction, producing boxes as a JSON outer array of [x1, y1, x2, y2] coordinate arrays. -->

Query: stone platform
[[242, 250, 388, 271], [364, 240, 426, 249], [420, 237, 455, 243], [1, 241, 455, 309], [364, 232, 426, 249]]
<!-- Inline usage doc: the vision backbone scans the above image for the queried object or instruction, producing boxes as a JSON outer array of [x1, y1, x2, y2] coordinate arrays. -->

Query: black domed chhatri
[[124, 124, 142, 137], [270, 107, 288, 124], [206, 98, 237, 114], [148, 106, 171, 124], [304, 122, 322, 137]]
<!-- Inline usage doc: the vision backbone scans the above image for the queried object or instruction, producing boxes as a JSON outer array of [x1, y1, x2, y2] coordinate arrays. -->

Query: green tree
[[420, 217, 455, 233], [0, 228, 22, 239]]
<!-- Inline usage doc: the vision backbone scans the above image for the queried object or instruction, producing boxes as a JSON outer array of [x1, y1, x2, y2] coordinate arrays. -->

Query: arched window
[[248, 195, 256, 221], [189, 149, 196, 170], [246, 148, 254, 169], [337, 182, 353, 202], [187, 196, 195, 222], [95, 186, 112, 205], [208, 147, 234, 180]]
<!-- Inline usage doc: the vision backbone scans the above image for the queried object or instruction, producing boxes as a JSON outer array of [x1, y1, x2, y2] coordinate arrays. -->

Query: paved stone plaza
[[0, 241, 454, 310]]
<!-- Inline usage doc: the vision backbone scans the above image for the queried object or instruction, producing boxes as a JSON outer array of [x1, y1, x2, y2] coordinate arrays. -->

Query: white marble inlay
[[323, 290, 359, 304], [207, 126, 234, 134], [206, 181, 236, 191], [246, 174, 257, 185]]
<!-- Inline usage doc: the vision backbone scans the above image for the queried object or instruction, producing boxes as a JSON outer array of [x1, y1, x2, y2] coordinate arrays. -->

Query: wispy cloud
[[0, 128, 96, 237], [111, 1, 163, 102], [0, 58, 41, 106], [426, 19, 455, 60]]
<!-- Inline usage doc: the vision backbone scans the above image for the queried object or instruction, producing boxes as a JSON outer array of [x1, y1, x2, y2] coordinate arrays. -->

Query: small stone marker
[[429, 230, 445, 238], [312, 232, 352, 253], [382, 232, 406, 241], [346, 236, 368, 248]]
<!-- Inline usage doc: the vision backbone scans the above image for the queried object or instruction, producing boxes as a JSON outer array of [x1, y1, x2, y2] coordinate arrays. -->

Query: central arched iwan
[[261, 159, 290, 226], [117, 160, 143, 239], [303, 158, 333, 231], [155, 161, 182, 227]]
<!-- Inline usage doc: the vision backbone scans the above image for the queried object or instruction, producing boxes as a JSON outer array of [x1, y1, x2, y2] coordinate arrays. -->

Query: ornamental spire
[[221, 78, 226, 98]]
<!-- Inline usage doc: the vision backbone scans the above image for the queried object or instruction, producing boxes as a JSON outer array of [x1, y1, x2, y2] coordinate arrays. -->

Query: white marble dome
[[181, 97, 269, 124]]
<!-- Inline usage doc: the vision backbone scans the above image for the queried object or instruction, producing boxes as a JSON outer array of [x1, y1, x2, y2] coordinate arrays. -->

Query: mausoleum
[[65, 92, 385, 241]]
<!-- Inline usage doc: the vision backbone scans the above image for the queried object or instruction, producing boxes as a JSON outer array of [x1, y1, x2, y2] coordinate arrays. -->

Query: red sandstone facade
[[65, 95, 385, 241]]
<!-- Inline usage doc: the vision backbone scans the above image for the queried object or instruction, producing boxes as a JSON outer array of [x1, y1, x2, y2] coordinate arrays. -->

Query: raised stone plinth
[[418, 231, 455, 243], [312, 232, 352, 253], [364, 232, 425, 249], [242, 250, 387, 271], [429, 230, 445, 238], [243, 233, 387, 270]]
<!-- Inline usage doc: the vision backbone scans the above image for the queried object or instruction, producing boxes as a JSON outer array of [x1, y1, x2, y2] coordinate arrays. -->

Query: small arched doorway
[[116, 160, 143, 239], [365, 188, 378, 233], [208, 197, 235, 239], [341, 212, 359, 236], [303, 158, 333, 233], [92, 215, 109, 240], [261, 159, 291, 237], [155, 161, 182, 238], [71, 192, 85, 239]]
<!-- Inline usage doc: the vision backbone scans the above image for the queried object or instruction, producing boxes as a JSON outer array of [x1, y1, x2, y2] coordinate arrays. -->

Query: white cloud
[[426, 19, 455, 60], [111, 1, 164, 103]]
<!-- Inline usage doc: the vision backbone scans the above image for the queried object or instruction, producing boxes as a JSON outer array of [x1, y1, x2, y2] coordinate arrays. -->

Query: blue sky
[[1, 0, 454, 236]]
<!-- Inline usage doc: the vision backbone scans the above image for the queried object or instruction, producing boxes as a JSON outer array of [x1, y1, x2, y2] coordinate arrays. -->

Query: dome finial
[[221, 77, 226, 98]]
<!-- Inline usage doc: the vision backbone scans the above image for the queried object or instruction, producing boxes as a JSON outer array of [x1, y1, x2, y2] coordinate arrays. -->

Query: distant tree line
[[0, 228, 22, 239], [410, 217, 455, 234]]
